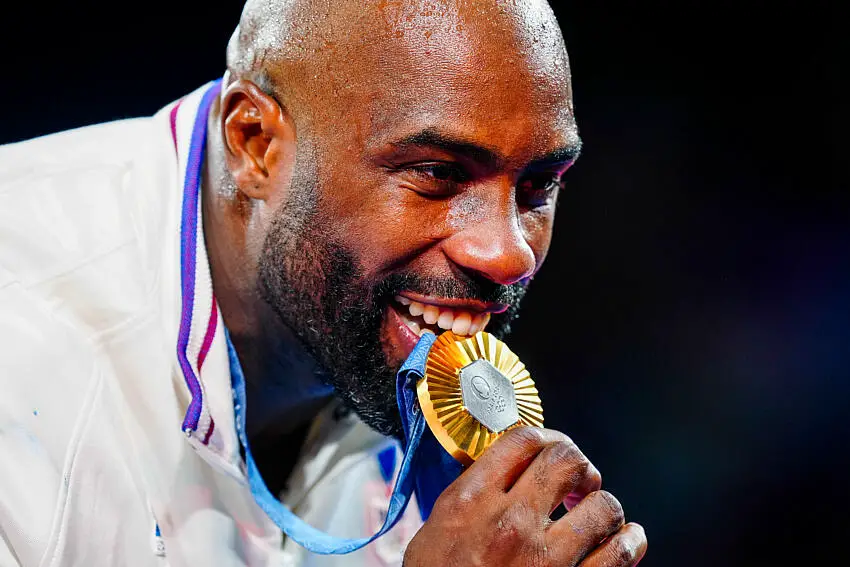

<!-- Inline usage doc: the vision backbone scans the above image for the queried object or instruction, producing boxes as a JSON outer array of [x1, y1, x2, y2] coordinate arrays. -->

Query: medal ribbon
[[228, 331, 459, 554]]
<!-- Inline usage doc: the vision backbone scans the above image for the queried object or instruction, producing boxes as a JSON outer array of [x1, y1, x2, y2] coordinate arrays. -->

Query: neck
[[201, 98, 334, 444]]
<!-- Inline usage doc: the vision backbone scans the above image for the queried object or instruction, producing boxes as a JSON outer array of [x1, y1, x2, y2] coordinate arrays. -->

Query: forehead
[[326, 1, 576, 161]]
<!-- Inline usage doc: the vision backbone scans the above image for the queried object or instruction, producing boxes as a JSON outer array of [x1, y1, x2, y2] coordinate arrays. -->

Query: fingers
[[463, 426, 575, 491], [545, 490, 625, 567], [425, 424, 646, 567], [508, 431, 602, 515], [430, 427, 555, 518], [577, 523, 647, 567]]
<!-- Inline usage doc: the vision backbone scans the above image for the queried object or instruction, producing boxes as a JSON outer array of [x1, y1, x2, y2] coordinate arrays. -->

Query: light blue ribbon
[[227, 330, 462, 554]]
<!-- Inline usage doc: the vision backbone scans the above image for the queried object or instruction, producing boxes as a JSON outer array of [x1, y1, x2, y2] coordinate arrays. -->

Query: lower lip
[[386, 303, 423, 356]]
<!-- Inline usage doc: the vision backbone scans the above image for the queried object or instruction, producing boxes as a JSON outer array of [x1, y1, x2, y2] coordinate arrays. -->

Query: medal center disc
[[459, 359, 519, 433]]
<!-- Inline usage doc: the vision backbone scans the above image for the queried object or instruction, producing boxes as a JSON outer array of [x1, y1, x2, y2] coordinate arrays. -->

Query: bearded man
[[0, 1, 646, 565]]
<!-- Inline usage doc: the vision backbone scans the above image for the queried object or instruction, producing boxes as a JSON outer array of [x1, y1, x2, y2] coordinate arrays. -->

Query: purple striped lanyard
[[174, 80, 222, 443]]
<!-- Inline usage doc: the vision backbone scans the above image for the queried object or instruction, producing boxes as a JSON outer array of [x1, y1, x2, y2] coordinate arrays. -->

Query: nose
[[441, 193, 538, 286]]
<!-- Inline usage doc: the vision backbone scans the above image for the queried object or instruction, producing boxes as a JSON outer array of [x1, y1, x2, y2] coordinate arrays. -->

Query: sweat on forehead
[[226, 0, 571, 116]]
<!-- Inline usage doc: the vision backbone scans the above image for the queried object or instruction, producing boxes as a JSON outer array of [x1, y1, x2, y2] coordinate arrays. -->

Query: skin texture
[[201, 0, 647, 564]]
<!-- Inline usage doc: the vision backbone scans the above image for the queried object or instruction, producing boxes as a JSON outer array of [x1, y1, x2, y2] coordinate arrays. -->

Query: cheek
[[315, 174, 446, 271]]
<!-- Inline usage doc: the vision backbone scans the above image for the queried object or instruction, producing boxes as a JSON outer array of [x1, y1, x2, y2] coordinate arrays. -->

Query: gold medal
[[417, 331, 544, 466]]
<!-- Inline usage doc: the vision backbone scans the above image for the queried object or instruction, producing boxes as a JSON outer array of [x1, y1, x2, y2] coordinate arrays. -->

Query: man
[[0, 0, 646, 565]]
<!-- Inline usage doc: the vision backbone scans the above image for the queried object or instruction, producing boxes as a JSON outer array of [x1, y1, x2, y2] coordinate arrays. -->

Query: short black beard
[[257, 175, 527, 437]]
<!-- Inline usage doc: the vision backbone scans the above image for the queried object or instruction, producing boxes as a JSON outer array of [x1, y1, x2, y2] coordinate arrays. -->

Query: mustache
[[374, 272, 528, 308]]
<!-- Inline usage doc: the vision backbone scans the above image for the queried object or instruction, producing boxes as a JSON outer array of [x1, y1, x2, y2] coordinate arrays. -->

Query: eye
[[517, 173, 562, 208], [404, 162, 470, 196], [410, 163, 468, 183]]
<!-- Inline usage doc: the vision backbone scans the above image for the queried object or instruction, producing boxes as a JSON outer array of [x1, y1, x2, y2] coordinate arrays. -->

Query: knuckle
[[627, 522, 647, 542], [540, 427, 573, 448], [494, 500, 535, 544], [456, 486, 481, 506], [505, 426, 570, 454], [610, 534, 639, 565], [588, 462, 603, 488], [540, 441, 591, 489], [625, 522, 648, 557], [547, 437, 585, 468], [503, 426, 548, 453], [435, 480, 486, 515], [591, 490, 625, 527], [432, 495, 462, 518], [431, 490, 460, 517]]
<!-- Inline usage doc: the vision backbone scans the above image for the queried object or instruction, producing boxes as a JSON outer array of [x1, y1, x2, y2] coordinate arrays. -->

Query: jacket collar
[[168, 80, 245, 479]]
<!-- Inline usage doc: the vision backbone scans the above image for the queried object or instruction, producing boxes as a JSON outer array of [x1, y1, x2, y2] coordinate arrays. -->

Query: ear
[[220, 79, 296, 203]]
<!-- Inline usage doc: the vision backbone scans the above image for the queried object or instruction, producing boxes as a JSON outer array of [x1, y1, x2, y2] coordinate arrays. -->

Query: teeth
[[409, 301, 425, 317], [423, 305, 440, 325], [395, 296, 492, 336], [437, 310, 454, 330], [451, 312, 472, 335], [468, 312, 491, 334]]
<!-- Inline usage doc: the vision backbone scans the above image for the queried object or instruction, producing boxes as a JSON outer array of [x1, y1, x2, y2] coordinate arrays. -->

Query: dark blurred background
[[1, 1, 845, 565]]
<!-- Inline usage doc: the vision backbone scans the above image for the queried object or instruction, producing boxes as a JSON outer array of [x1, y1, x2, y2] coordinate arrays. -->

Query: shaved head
[[226, 0, 573, 130], [207, 0, 579, 435]]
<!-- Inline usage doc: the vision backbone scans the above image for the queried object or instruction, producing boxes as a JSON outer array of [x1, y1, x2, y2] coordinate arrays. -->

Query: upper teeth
[[395, 295, 491, 336]]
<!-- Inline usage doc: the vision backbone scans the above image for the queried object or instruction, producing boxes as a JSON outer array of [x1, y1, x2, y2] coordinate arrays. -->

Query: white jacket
[[0, 83, 421, 567]]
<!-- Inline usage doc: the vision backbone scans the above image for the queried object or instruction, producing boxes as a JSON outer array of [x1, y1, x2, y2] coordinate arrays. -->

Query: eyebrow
[[528, 142, 582, 169], [391, 128, 582, 170]]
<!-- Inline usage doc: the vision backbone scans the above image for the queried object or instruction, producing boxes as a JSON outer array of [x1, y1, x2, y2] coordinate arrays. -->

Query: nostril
[[442, 226, 537, 287], [463, 255, 535, 287]]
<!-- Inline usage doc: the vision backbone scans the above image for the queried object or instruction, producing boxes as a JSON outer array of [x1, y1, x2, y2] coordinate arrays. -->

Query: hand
[[403, 427, 647, 566]]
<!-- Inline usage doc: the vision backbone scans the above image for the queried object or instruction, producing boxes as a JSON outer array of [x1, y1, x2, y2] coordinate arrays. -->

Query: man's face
[[257, 3, 578, 436]]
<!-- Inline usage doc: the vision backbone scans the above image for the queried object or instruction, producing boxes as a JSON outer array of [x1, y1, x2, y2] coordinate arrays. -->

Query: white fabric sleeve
[[0, 526, 22, 567]]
